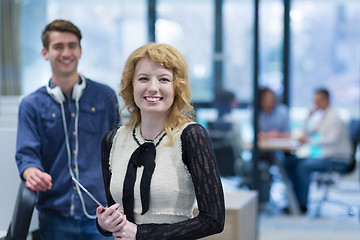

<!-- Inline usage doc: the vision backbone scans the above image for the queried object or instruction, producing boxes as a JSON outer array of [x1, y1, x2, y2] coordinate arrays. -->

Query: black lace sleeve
[[136, 124, 225, 240], [101, 129, 118, 207], [97, 129, 118, 236]]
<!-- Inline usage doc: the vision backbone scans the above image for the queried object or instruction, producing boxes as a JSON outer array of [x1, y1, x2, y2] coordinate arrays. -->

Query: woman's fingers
[[97, 203, 124, 232]]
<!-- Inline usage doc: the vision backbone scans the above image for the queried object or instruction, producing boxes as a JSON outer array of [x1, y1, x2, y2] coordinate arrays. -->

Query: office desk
[[258, 138, 300, 152], [195, 191, 258, 240], [258, 138, 301, 215]]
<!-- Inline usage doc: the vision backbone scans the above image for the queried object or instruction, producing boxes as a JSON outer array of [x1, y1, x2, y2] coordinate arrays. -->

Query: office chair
[[207, 121, 237, 177], [313, 119, 360, 219], [5, 181, 36, 240]]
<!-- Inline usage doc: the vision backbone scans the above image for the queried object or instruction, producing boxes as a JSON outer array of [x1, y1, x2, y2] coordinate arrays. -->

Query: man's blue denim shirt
[[15, 78, 120, 218]]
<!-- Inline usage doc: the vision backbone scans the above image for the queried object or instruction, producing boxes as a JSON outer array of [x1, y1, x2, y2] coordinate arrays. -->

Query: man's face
[[41, 31, 81, 78], [314, 93, 328, 110]]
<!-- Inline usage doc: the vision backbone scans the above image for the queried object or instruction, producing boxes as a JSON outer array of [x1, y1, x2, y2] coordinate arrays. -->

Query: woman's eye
[[159, 78, 171, 82], [139, 77, 148, 81]]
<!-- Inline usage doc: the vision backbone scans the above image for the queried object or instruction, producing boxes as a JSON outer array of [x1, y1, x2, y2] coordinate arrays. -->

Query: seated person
[[286, 88, 353, 213], [258, 87, 290, 140], [257, 87, 291, 204]]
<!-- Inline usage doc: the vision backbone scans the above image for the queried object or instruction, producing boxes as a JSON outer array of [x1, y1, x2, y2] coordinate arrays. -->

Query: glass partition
[[259, 0, 284, 96], [157, 0, 214, 102], [223, 0, 254, 104], [291, 0, 360, 120], [20, 0, 147, 95]]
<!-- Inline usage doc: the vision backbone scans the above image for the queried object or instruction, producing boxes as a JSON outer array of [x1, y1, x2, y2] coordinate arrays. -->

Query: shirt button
[[91, 107, 96, 112], [71, 113, 75, 117], [73, 167, 77, 173], [73, 150, 77, 155], [52, 113, 56, 118], [74, 186, 77, 190], [73, 131, 76, 136]]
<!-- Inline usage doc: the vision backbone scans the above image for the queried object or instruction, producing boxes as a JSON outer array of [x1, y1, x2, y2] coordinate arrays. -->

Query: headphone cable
[[60, 100, 96, 219]]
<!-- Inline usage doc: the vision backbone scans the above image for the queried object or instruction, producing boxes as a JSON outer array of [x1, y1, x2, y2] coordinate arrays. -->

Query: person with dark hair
[[285, 88, 353, 213], [15, 19, 120, 239], [41, 19, 82, 50], [96, 42, 225, 239], [215, 91, 237, 118], [258, 87, 290, 140], [255, 87, 291, 204]]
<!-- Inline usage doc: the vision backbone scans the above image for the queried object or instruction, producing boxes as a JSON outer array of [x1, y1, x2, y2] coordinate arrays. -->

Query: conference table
[[258, 138, 300, 152], [258, 137, 301, 215]]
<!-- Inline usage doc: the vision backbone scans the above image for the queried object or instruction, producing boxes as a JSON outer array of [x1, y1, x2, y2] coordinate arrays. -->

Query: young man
[[286, 88, 353, 213], [15, 19, 120, 239]]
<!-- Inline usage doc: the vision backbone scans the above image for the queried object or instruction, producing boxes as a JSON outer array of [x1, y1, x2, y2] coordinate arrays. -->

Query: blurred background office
[[1, 0, 360, 239]]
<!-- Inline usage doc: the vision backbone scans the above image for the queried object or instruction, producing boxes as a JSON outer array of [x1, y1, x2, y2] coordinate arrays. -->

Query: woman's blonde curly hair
[[119, 42, 195, 145]]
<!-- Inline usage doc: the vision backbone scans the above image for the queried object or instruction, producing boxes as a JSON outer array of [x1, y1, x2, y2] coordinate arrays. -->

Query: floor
[[221, 163, 360, 240], [258, 168, 360, 240]]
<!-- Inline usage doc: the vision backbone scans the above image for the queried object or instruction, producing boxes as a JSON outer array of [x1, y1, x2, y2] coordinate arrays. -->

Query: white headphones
[[46, 75, 86, 103], [45, 75, 95, 219]]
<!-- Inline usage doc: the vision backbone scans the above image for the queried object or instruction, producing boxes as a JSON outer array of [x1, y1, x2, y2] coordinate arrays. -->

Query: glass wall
[[259, 0, 284, 96], [20, 0, 147, 95], [291, 0, 360, 119], [157, 0, 214, 102], [223, 0, 253, 104], [0, 0, 359, 120]]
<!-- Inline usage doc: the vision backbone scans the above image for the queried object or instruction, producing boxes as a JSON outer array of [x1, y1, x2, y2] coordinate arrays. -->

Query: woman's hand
[[113, 214, 137, 240], [96, 203, 124, 233]]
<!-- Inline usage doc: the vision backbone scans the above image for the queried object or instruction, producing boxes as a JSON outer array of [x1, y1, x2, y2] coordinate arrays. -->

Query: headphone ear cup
[[47, 86, 65, 103], [72, 79, 86, 101]]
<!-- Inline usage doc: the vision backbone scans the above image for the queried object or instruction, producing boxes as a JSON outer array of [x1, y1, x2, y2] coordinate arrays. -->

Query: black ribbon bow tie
[[122, 142, 156, 222]]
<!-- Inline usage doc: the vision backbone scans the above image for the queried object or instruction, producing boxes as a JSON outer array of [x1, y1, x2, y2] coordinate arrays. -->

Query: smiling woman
[[132, 57, 175, 125], [120, 43, 193, 145], [96, 43, 225, 240]]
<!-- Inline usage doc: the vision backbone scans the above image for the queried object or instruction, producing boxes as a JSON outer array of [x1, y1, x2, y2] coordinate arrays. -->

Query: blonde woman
[[97, 43, 225, 239]]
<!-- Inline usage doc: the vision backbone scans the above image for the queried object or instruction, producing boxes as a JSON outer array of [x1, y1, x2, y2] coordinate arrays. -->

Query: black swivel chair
[[313, 119, 360, 219], [4, 181, 37, 240], [207, 121, 237, 177]]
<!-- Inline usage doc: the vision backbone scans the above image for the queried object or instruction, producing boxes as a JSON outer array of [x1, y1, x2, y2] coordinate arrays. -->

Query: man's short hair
[[41, 19, 82, 50], [259, 87, 276, 99], [315, 88, 330, 100]]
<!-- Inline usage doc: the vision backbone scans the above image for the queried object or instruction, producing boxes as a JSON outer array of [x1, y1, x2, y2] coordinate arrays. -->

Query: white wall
[[0, 128, 21, 230], [0, 96, 38, 235], [0, 96, 21, 129]]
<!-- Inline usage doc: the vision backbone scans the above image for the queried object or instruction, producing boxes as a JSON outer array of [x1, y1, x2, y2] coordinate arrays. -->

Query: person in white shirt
[[285, 88, 353, 213]]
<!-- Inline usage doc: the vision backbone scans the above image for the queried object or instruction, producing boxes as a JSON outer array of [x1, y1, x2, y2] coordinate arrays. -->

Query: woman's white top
[[109, 123, 196, 224]]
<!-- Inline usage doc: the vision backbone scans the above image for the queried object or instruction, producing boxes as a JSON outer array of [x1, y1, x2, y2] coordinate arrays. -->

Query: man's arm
[[15, 98, 52, 192]]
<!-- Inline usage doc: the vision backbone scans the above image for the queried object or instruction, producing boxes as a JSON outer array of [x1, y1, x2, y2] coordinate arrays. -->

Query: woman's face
[[133, 57, 175, 118]]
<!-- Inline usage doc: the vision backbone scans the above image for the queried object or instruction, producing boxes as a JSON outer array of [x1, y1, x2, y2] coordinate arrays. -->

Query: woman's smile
[[133, 57, 175, 116]]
